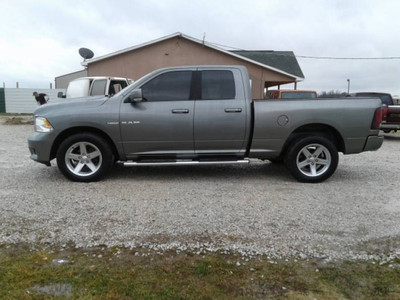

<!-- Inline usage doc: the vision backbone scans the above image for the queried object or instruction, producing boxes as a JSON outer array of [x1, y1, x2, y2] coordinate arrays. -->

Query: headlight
[[35, 117, 54, 133]]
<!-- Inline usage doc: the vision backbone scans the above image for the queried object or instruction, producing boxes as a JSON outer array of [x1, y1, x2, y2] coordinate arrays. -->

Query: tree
[[318, 90, 348, 98]]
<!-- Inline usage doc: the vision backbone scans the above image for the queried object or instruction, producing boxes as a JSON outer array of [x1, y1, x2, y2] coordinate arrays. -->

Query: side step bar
[[123, 159, 250, 167]]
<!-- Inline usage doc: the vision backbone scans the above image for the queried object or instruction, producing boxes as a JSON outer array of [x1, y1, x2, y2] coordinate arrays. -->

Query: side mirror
[[128, 89, 143, 103], [57, 92, 66, 98]]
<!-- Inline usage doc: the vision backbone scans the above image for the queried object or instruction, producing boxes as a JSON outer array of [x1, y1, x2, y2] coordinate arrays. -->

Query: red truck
[[350, 92, 400, 133]]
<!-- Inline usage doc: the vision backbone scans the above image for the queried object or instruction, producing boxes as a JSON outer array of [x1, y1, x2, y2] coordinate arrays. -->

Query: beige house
[[59, 33, 305, 99]]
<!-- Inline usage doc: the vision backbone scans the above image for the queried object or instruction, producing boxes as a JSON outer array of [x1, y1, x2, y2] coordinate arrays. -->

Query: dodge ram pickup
[[28, 66, 384, 183]]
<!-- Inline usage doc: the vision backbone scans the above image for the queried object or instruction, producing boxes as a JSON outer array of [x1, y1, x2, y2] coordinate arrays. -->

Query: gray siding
[[5, 88, 65, 113], [55, 69, 88, 89]]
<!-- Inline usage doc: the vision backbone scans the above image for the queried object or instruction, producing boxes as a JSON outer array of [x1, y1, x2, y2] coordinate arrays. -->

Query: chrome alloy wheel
[[296, 143, 331, 177], [65, 142, 103, 177]]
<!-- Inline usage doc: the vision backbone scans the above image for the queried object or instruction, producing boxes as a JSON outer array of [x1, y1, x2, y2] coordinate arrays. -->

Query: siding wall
[[5, 88, 65, 113], [55, 69, 87, 89]]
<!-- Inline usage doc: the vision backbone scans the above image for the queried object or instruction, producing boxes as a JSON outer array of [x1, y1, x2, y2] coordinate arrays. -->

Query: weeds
[[0, 244, 399, 299]]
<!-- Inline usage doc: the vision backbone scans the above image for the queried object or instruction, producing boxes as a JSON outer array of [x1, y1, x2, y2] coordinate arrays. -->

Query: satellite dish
[[79, 48, 94, 60]]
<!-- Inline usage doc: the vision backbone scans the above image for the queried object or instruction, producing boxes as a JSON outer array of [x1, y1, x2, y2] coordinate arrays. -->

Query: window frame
[[198, 70, 236, 100], [140, 70, 194, 102]]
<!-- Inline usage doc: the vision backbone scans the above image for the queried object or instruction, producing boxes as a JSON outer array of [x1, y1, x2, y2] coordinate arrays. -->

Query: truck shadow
[[382, 134, 400, 140], [106, 161, 292, 182]]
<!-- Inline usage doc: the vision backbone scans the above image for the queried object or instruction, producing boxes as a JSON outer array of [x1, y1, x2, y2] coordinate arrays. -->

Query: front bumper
[[363, 135, 384, 152], [27, 131, 57, 165]]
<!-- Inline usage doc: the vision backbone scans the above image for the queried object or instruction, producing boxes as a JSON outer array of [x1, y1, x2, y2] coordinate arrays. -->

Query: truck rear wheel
[[56, 133, 113, 182], [285, 136, 338, 183]]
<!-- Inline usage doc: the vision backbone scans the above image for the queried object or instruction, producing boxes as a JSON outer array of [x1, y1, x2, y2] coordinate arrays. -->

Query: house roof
[[83, 32, 304, 81], [231, 50, 304, 79]]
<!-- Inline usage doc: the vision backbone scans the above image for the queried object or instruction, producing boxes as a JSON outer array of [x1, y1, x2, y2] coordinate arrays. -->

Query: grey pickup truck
[[28, 65, 384, 183]]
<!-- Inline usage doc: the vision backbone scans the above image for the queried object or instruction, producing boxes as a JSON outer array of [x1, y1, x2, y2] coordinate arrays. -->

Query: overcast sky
[[1, 0, 399, 95]]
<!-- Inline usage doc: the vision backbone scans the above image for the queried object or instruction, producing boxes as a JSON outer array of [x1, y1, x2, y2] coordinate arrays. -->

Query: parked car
[[349, 92, 400, 132], [266, 89, 317, 99], [28, 66, 383, 183], [58, 76, 133, 99]]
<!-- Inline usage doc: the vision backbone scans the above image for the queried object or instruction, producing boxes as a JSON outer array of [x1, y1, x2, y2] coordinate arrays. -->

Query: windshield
[[355, 93, 393, 105], [66, 79, 90, 98], [281, 92, 317, 99]]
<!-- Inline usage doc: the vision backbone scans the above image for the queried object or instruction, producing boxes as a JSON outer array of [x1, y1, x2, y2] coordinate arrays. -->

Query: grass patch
[[0, 113, 33, 125], [0, 243, 399, 299]]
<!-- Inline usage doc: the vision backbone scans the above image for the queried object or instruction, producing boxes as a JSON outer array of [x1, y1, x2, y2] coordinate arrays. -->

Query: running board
[[123, 159, 250, 167]]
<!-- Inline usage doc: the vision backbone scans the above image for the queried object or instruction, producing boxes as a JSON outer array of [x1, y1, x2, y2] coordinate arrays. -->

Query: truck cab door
[[120, 70, 195, 158], [194, 69, 249, 155]]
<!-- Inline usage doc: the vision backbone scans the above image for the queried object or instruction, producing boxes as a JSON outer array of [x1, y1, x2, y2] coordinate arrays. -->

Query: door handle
[[225, 108, 242, 113], [172, 109, 189, 114]]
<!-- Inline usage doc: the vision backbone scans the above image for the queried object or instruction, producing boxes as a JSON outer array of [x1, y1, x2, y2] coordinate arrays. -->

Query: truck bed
[[250, 98, 382, 158]]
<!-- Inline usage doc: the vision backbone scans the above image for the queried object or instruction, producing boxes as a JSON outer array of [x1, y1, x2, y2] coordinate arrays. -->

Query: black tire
[[284, 136, 339, 183], [56, 133, 113, 182]]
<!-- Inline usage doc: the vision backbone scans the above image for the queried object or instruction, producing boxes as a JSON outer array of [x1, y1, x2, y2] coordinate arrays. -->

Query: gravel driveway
[[1, 119, 399, 260]]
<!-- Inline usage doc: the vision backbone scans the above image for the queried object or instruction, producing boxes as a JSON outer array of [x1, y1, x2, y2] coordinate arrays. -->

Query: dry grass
[[2, 115, 33, 125]]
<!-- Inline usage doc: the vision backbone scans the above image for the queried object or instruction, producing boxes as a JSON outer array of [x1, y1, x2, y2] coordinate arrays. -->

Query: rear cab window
[[281, 92, 317, 99]]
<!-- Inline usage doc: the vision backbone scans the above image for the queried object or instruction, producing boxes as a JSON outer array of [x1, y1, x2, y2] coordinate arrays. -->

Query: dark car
[[349, 92, 399, 132], [349, 92, 393, 105]]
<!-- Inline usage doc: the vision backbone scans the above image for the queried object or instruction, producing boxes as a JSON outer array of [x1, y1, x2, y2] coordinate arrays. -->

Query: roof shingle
[[231, 50, 304, 79]]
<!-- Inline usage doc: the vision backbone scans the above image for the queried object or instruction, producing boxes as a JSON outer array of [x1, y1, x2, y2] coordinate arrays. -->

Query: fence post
[[0, 88, 5, 113]]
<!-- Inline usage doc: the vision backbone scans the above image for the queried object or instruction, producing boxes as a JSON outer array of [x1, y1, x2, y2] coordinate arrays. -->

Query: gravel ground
[[1, 118, 400, 260]]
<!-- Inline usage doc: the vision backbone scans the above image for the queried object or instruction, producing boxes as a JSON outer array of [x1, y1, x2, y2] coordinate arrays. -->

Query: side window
[[141, 71, 192, 101], [201, 70, 235, 100], [109, 81, 127, 95], [90, 80, 107, 96]]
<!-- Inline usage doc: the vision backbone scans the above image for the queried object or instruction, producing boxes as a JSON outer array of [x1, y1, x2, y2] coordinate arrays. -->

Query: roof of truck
[[268, 89, 316, 93], [71, 76, 130, 81]]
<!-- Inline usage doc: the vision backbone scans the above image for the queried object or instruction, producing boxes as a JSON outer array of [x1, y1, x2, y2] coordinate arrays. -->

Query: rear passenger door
[[194, 69, 247, 155]]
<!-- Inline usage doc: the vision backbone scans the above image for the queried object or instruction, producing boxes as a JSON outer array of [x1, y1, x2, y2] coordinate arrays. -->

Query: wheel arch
[[50, 127, 120, 161], [281, 123, 345, 157]]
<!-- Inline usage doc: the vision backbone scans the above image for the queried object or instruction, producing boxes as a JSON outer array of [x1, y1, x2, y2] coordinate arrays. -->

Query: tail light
[[382, 105, 388, 121], [371, 107, 383, 129]]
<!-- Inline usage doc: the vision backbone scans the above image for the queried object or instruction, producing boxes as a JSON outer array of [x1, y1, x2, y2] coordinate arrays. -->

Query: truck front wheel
[[56, 133, 113, 182], [285, 136, 338, 183]]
